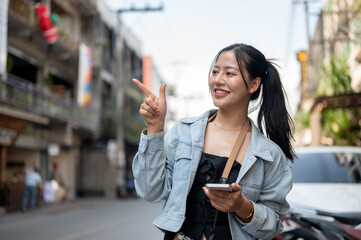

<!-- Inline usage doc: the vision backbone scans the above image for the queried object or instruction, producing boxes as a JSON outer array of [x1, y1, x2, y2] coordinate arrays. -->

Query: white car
[[287, 146, 361, 213]]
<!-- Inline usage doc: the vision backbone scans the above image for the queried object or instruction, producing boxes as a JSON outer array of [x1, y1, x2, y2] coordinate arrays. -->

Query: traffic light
[[297, 50, 307, 85], [297, 50, 307, 62]]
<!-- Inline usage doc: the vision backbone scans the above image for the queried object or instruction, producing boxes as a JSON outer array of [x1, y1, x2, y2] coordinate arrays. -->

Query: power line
[[292, 0, 321, 51], [116, 4, 163, 14], [285, 1, 296, 63]]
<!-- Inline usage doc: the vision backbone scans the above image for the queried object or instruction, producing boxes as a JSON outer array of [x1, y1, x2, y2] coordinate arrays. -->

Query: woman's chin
[[213, 102, 227, 109]]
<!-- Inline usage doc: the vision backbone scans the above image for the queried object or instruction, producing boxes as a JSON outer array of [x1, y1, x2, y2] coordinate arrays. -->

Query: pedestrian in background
[[132, 43, 294, 240], [51, 162, 67, 202], [22, 166, 43, 211]]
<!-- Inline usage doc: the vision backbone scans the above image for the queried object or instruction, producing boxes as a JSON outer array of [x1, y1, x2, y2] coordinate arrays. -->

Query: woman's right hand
[[132, 78, 167, 135]]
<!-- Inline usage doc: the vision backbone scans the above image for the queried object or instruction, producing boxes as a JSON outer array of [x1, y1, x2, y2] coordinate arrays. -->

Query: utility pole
[[294, 0, 323, 146], [115, 3, 163, 197], [304, 0, 311, 51], [293, 0, 320, 52], [293, 0, 320, 94], [0, 0, 9, 80]]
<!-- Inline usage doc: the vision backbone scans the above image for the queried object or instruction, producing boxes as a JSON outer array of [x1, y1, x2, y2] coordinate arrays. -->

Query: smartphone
[[205, 183, 233, 192]]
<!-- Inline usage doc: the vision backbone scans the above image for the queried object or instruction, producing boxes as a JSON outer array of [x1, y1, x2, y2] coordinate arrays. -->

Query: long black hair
[[210, 43, 295, 161]]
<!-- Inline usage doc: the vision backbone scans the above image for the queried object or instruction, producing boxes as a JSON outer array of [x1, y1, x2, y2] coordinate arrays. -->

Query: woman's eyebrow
[[213, 65, 239, 71], [224, 66, 240, 71]]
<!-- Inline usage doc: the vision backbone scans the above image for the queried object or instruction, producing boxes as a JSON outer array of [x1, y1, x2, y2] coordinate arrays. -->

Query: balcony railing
[[8, 0, 33, 21], [0, 74, 99, 133], [56, 22, 80, 56]]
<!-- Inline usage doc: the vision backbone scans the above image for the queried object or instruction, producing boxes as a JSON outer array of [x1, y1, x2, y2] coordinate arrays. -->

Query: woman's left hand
[[203, 182, 246, 213]]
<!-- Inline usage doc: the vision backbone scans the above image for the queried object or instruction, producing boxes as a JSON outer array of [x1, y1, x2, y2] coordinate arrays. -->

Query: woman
[[132, 43, 294, 240]]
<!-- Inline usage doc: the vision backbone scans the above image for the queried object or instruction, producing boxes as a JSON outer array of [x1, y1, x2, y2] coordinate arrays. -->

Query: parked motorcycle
[[274, 207, 361, 240]]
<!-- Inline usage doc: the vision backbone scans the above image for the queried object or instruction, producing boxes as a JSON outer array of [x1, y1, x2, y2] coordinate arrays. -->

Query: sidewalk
[[0, 198, 116, 225]]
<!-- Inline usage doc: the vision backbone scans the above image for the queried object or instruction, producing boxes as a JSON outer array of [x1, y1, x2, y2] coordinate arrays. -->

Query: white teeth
[[215, 89, 228, 94]]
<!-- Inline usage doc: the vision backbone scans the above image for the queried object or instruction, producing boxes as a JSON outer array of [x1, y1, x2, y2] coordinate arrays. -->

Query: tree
[[317, 54, 352, 97], [317, 54, 357, 145]]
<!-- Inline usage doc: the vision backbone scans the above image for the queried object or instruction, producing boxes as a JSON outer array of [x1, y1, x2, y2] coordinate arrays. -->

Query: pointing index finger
[[132, 78, 154, 98]]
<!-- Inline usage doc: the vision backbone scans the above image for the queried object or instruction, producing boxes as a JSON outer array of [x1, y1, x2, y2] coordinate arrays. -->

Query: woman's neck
[[214, 108, 249, 131]]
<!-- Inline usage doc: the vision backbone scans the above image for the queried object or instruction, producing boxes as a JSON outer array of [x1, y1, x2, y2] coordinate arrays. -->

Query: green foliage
[[352, 0, 361, 44], [356, 0, 361, 9], [325, 0, 334, 14], [309, 0, 361, 146], [295, 110, 310, 129], [45, 74, 53, 86], [6, 55, 13, 73], [321, 108, 357, 145], [339, 42, 350, 61], [354, 18, 361, 44], [317, 54, 356, 145], [317, 54, 352, 97]]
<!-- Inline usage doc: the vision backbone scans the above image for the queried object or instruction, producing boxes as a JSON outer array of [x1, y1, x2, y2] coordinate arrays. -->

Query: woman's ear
[[249, 77, 261, 94]]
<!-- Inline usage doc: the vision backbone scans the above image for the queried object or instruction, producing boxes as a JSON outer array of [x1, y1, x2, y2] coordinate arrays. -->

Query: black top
[[164, 152, 241, 240]]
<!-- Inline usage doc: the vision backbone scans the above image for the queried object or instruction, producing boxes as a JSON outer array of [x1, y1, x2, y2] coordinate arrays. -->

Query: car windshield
[[292, 151, 361, 183]]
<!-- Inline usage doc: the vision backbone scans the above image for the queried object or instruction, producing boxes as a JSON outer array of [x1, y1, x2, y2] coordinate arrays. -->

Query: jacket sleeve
[[229, 154, 293, 239], [132, 130, 175, 202]]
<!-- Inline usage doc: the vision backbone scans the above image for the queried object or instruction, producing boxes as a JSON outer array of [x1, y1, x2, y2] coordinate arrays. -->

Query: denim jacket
[[133, 110, 292, 240]]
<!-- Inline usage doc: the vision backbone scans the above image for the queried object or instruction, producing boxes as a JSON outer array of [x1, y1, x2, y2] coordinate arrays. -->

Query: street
[[0, 198, 164, 240]]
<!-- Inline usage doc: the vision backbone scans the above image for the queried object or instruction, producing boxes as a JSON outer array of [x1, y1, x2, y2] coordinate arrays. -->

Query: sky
[[105, 0, 325, 120]]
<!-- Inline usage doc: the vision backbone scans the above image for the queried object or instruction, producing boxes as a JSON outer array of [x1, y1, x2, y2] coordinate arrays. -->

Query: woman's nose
[[215, 73, 225, 85]]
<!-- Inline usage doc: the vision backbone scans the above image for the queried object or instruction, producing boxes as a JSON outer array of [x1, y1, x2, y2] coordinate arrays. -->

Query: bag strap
[[220, 119, 250, 182], [207, 112, 250, 182], [207, 113, 250, 240]]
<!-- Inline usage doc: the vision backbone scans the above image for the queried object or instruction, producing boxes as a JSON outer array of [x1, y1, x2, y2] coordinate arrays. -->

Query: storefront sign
[[77, 43, 93, 106], [0, 115, 27, 146], [0, 127, 16, 145], [48, 143, 59, 156]]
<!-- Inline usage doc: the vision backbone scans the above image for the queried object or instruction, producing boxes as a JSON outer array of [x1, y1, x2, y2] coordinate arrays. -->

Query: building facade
[[0, 0, 146, 211]]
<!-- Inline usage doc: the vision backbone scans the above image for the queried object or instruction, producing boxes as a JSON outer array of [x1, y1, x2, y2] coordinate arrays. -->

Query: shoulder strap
[[220, 120, 250, 182], [208, 112, 217, 123]]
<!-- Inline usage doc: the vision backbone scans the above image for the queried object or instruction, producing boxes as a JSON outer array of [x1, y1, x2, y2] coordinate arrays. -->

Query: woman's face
[[209, 50, 251, 110]]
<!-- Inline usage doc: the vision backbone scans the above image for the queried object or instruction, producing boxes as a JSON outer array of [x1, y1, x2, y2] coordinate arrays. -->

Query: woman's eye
[[212, 70, 218, 74], [226, 72, 235, 76]]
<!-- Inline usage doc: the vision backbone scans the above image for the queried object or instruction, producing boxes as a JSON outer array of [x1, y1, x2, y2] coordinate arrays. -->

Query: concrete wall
[[7, 148, 41, 181], [50, 147, 78, 200]]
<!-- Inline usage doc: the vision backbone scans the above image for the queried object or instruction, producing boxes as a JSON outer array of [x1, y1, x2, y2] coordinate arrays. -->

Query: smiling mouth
[[215, 89, 229, 94]]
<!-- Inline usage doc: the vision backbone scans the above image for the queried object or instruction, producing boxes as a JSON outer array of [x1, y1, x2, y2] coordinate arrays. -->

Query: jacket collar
[[180, 109, 274, 162], [248, 120, 274, 162], [179, 109, 217, 124]]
